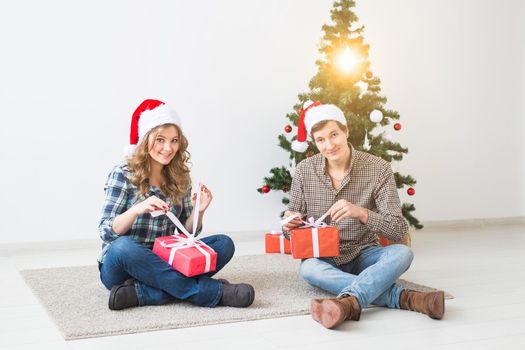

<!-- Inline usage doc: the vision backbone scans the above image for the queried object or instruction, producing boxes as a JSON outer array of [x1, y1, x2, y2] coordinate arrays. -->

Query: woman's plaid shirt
[[97, 164, 197, 263], [288, 145, 409, 266]]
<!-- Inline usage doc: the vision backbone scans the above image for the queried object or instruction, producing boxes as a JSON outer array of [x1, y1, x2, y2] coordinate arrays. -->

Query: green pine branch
[[402, 203, 423, 229], [394, 173, 417, 188], [258, 167, 293, 194]]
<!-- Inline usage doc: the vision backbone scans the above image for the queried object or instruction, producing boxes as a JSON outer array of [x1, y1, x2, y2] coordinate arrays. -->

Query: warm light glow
[[337, 47, 358, 73]]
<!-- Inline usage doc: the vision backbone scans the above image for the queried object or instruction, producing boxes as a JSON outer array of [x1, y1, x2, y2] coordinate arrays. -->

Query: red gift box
[[265, 233, 291, 254], [290, 226, 339, 259], [378, 236, 391, 247], [378, 232, 411, 247], [152, 234, 217, 277]]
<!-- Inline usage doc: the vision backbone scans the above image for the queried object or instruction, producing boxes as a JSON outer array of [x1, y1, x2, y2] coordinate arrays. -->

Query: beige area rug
[[20, 254, 453, 340]]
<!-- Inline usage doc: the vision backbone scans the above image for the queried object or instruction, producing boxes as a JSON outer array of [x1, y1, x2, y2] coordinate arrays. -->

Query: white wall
[[0, 0, 523, 243], [357, 0, 525, 221]]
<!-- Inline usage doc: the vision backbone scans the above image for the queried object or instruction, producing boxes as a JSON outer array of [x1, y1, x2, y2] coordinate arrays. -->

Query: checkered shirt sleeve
[[98, 165, 129, 245]]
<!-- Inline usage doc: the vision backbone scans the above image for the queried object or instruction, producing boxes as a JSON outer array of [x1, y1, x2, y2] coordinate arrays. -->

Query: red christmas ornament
[[365, 71, 373, 79], [284, 124, 292, 133], [261, 185, 270, 193], [394, 123, 402, 131], [407, 187, 415, 196]]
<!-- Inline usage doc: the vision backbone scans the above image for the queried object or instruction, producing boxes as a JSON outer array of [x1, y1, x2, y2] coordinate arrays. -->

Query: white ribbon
[[279, 214, 300, 227], [192, 182, 201, 238], [150, 182, 202, 239], [311, 228, 319, 257], [151, 183, 213, 273]]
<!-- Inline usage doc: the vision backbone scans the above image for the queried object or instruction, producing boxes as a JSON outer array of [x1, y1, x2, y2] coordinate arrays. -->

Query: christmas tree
[[258, 0, 422, 230]]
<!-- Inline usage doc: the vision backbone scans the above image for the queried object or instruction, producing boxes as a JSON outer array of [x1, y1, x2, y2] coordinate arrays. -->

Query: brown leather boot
[[399, 290, 445, 320], [310, 295, 361, 329], [310, 299, 323, 323]]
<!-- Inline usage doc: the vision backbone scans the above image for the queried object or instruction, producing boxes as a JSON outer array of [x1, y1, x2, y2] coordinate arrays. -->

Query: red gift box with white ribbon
[[265, 232, 291, 254], [152, 233, 217, 277], [150, 184, 216, 277], [288, 213, 339, 259]]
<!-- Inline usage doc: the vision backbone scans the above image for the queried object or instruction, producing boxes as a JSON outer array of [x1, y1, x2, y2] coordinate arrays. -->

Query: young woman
[[98, 99, 254, 310], [283, 101, 444, 329]]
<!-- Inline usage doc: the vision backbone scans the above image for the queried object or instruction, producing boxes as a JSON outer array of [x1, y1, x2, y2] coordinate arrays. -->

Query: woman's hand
[[132, 195, 169, 216], [192, 184, 213, 213], [329, 199, 368, 224], [282, 210, 303, 232], [112, 195, 168, 235]]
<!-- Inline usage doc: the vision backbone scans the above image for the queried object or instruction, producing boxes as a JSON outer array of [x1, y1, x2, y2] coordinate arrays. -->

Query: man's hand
[[328, 199, 369, 224], [282, 210, 303, 232]]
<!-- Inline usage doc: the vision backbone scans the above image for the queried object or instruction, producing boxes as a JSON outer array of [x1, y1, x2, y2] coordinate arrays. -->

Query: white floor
[[1, 222, 524, 350]]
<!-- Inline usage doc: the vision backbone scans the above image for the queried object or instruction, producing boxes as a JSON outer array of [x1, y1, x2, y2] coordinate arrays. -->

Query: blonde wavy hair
[[127, 123, 191, 204]]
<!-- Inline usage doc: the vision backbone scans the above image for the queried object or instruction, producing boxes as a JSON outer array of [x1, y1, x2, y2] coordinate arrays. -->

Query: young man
[[283, 101, 444, 329]]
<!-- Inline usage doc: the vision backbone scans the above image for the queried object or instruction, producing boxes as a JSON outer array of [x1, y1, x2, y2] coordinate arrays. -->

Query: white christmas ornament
[[370, 109, 383, 123], [363, 130, 371, 151], [355, 81, 368, 95]]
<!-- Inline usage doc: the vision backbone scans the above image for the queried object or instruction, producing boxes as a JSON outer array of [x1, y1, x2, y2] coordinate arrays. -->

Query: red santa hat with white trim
[[123, 99, 182, 157], [291, 100, 347, 152]]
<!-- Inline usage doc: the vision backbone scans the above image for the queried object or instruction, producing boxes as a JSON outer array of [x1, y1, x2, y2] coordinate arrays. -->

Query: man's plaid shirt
[[288, 144, 409, 266], [97, 164, 197, 263]]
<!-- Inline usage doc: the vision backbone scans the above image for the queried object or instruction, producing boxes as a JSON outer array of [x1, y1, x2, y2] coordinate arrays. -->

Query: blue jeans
[[99, 234, 235, 307], [300, 244, 414, 309]]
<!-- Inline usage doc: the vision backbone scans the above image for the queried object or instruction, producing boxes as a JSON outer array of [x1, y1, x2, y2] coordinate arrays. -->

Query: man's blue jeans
[[99, 234, 235, 307], [300, 244, 413, 309]]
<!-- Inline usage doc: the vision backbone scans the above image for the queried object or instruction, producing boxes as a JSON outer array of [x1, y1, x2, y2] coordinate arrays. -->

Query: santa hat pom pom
[[291, 140, 308, 153], [303, 100, 315, 109], [123, 144, 137, 158]]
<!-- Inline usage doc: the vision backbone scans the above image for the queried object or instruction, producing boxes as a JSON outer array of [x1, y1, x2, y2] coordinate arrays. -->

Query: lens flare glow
[[337, 47, 358, 73]]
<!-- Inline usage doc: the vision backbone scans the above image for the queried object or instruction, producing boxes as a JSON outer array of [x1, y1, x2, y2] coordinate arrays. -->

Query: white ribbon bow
[[300, 211, 330, 228]]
